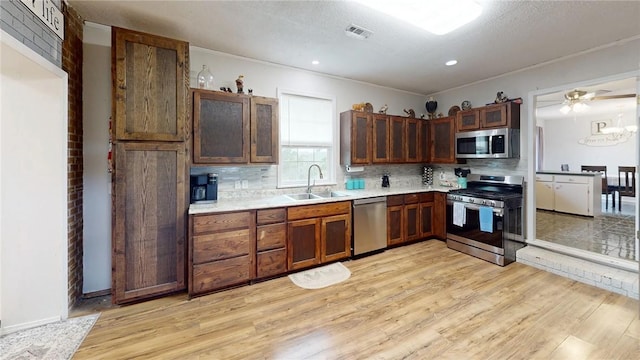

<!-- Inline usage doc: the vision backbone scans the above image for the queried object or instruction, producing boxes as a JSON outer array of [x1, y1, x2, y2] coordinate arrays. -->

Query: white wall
[[541, 111, 636, 173], [1, 30, 68, 334], [82, 23, 112, 294]]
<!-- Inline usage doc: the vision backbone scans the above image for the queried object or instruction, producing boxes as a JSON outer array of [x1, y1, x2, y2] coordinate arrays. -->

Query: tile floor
[[536, 197, 636, 261]]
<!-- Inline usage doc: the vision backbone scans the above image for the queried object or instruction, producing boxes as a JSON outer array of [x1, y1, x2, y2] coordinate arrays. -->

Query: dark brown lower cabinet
[[419, 192, 435, 238], [387, 192, 444, 246], [321, 214, 351, 263], [433, 192, 447, 239], [387, 195, 404, 246], [287, 202, 351, 271], [188, 211, 256, 297], [112, 142, 187, 304], [256, 208, 287, 278]]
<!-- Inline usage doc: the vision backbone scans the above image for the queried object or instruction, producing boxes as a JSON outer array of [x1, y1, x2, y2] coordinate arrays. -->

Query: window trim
[[276, 88, 338, 189]]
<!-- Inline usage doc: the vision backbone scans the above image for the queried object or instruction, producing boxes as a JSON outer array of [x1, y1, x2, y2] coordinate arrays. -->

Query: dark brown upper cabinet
[[389, 116, 405, 163], [340, 110, 371, 165], [405, 117, 421, 163], [193, 90, 279, 164], [429, 116, 456, 164], [481, 102, 520, 129], [251, 96, 279, 163], [456, 102, 520, 131], [372, 114, 390, 163], [112, 27, 189, 142]]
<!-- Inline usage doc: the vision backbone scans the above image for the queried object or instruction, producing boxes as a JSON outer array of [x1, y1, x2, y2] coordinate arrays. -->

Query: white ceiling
[[69, 0, 640, 96]]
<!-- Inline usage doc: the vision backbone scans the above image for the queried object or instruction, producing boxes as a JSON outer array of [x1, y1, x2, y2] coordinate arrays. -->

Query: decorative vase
[[197, 65, 214, 90], [425, 97, 438, 119]]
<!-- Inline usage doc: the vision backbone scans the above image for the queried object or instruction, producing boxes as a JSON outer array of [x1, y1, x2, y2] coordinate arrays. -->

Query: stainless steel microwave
[[455, 128, 520, 159]]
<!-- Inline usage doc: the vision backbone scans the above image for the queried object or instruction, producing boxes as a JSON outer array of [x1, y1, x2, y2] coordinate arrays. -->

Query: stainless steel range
[[446, 174, 525, 266]]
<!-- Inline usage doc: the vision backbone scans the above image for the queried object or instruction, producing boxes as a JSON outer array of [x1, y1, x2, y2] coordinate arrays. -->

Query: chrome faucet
[[307, 164, 324, 193]]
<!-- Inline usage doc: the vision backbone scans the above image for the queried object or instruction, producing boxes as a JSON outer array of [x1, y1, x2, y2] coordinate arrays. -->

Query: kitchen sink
[[312, 191, 350, 198], [283, 193, 322, 201], [283, 191, 350, 201]]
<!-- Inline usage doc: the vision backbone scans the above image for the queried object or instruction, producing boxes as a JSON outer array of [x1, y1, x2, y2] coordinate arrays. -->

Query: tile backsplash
[[191, 158, 526, 200]]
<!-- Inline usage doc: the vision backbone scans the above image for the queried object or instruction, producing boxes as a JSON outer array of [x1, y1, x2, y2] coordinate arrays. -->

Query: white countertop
[[189, 185, 453, 215], [537, 171, 600, 177]]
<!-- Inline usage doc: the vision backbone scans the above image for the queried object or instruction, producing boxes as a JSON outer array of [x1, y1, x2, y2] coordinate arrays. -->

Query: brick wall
[[0, 0, 63, 67], [62, 2, 83, 308]]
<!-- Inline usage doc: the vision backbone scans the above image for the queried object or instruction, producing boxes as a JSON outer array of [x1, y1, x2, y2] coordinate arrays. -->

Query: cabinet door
[[288, 219, 320, 270], [433, 192, 447, 239], [372, 114, 389, 163], [481, 103, 508, 128], [193, 90, 250, 163], [387, 205, 404, 246], [112, 27, 188, 142], [419, 118, 430, 162], [405, 118, 420, 163], [430, 117, 456, 163], [321, 214, 351, 262], [389, 116, 405, 163], [404, 203, 420, 241], [251, 96, 279, 163], [535, 181, 555, 210], [351, 112, 371, 164], [554, 182, 590, 215], [113, 142, 187, 304], [419, 202, 434, 238], [456, 109, 480, 131]]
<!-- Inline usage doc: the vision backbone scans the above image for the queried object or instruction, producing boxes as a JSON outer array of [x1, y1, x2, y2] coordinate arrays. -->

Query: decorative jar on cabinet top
[[197, 65, 215, 90]]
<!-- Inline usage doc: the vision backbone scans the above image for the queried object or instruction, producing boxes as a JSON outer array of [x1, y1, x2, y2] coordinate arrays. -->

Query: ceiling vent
[[345, 24, 373, 40]]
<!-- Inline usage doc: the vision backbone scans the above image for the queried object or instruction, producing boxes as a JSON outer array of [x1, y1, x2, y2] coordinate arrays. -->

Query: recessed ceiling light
[[354, 0, 482, 35], [312, 60, 320, 65], [445, 60, 458, 66]]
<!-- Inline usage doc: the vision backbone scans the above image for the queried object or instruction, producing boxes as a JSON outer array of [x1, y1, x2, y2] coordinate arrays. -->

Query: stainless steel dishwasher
[[353, 196, 387, 256]]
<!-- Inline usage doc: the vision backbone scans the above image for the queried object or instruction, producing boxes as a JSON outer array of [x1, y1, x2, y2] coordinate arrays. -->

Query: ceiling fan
[[538, 88, 636, 113]]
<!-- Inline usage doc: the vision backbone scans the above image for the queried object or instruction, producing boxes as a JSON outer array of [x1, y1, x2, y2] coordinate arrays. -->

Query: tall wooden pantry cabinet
[[111, 27, 190, 304]]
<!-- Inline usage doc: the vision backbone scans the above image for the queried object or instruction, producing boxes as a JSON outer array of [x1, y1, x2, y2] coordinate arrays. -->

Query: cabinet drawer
[[554, 175, 589, 184], [192, 255, 251, 294], [404, 193, 419, 204], [257, 223, 286, 251], [536, 174, 554, 182], [419, 192, 434, 202], [387, 195, 404, 206], [193, 229, 250, 264], [193, 211, 252, 234], [257, 208, 286, 225], [257, 248, 287, 278], [287, 201, 351, 221]]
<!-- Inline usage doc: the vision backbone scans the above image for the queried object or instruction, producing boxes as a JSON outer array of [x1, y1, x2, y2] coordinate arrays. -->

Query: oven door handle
[[449, 201, 504, 216]]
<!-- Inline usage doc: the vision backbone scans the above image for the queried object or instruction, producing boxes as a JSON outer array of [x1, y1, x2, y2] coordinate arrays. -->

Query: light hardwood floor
[[74, 241, 639, 359]]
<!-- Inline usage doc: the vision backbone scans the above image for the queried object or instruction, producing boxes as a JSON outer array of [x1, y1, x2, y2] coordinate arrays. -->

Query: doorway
[[528, 72, 639, 265]]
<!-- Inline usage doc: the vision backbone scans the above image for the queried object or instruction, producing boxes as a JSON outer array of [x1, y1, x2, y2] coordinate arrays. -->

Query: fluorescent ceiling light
[[445, 60, 458, 66], [354, 0, 482, 35], [312, 60, 320, 65]]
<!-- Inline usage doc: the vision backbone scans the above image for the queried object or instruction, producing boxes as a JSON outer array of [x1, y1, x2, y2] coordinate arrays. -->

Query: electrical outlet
[[234, 180, 241, 189], [241, 180, 249, 189]]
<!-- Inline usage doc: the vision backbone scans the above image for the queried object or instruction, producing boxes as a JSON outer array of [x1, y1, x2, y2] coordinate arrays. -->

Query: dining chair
[[613, 166, 636, 211], [580, 165, 610, 209]]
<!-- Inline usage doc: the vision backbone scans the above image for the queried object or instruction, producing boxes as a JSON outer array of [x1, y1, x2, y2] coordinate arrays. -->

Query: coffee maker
[[190, 173, 218, 203]]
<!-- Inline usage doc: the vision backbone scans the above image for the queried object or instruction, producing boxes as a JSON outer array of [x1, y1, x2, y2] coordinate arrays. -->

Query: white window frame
[[277, 88, 338, 189]]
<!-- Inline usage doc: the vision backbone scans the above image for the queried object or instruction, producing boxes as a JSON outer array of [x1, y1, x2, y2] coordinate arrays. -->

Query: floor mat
[[288, 262, 351, 289]]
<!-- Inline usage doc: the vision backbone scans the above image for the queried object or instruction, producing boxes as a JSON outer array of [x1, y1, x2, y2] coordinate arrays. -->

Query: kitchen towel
[[453, 202, 466, 227], [479, 206, 493, 233]]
